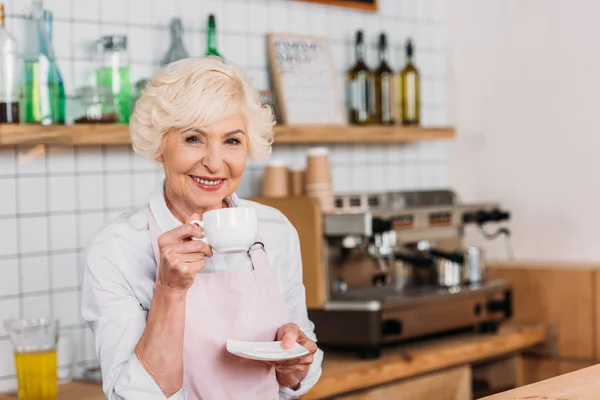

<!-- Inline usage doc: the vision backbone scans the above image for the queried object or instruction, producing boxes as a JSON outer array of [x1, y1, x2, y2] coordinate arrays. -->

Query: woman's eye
[[185, 135, 200, 144], [225, 138, 241, 145]]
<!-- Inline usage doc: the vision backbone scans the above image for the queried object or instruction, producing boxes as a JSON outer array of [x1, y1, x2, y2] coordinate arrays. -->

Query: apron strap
[[247, 240, 269, 273]]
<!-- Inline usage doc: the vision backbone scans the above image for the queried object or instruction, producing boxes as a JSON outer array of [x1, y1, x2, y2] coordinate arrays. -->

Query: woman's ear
[[155, 154, 164, 163]]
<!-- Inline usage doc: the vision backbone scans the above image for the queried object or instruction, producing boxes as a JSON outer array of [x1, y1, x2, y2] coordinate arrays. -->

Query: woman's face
[[157, 113, 248, 214]]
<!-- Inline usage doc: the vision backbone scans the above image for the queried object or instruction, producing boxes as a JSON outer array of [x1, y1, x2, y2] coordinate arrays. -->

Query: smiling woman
[[80, 56, 324, 400]]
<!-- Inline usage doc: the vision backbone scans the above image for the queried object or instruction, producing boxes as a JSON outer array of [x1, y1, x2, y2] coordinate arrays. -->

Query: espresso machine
[[253, 189, 514, 359]]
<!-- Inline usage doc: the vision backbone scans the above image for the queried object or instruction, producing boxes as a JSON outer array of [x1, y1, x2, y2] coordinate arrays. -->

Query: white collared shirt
[[80, 182, 324, 400]]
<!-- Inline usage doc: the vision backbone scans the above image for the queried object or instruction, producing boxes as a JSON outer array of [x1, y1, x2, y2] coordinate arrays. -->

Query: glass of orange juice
[[4, 318, 74, 400]]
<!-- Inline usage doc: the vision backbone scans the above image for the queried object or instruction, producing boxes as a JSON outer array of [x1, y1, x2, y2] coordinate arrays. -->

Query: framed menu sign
[[294, 0, 378, 12], [267, 34, 346, 125]]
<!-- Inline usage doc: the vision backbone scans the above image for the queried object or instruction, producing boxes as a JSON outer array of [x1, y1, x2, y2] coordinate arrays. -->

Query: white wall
[[0, 0, 449, 391], [447, 0, 600, 262]]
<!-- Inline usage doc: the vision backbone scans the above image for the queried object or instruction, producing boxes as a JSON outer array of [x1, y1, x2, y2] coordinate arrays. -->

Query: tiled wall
[[0, 0, 448, 391]]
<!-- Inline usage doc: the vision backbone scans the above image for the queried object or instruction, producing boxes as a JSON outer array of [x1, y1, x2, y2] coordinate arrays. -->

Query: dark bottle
[[400, 38, 420, 125], [346, 30, 374, 125], [204, 14, 223, 59], [162, 18, 189, 66], [374, 33, 394, 125]]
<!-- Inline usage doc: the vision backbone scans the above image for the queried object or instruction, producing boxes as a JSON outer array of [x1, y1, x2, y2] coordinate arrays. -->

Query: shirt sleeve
[[278, 222, 324, 399], [80, 244, 187, 400]]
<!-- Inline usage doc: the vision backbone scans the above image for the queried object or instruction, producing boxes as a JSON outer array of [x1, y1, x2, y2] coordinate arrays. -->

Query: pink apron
[[147, 210, 290, 400]]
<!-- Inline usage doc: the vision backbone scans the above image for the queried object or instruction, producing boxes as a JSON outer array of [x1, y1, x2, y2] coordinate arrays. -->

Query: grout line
[[45, 146, 54, 316], [0, 248, 84, 262], [13, 147, 23, 318], [0, 207, 131, 220]]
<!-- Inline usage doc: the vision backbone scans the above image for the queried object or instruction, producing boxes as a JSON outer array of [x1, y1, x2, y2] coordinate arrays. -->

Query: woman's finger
[[170, 239, 213, 258]]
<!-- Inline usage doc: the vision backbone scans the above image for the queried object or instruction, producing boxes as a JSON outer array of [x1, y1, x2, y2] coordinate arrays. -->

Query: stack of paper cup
[[288, 168, 305, 197], [305, 147, 334, 213], [261, 160, 289, 198]]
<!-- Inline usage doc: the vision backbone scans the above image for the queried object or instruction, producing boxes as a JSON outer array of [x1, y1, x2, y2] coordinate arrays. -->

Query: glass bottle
[[96, 35, 131, 123], [374, 33, 394, 125], [162, 18, 189, 66], [346, 30, 374, 125], [22, 0, 65, 125], [0, 3, 20, 123], [204, 14, 223, 59], [400, 38, 420, 125]]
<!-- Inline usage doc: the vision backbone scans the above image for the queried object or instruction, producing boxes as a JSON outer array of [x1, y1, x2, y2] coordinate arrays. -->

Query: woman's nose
[[201, 147, 224, 172]]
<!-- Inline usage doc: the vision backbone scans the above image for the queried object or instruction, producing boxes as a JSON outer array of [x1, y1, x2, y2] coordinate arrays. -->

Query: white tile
[[247, 69, 269, 92], [131, 63, 158, 87], [78, 213, 105, 248], [417, 0, 434, 21], [49, 215, 77, 251], [384, 163, 403, 190], [351, 165, 370, 192], [267, 2, 289, 34], [18, 177, 47, 214], [327, 10, 346, 41], [21, 256, 50, 293], [0, 219, 18, 256], [350, 144, 369, 163], [0, 339, 16, 377], [0, 178, 17, 216], [71, 23, 101, 61], [19, 217, 48, 254], [0, 258, 19, 297], [43, 0, 71, 19], [47, 146, 75, 173], [404, 164, 420, 189], [289, 2, 309, 35], [224, 34, 248, 67], [73, 0, 100, 21], [128, 26, 157, 64], [432, 0, 445, 22], [48, 176, 76, 213], [223, 0, 247, 33], [152, 0, 180, 24], [380, 0, 402, 16], [370, 164, 386, 192], [17, 146, 46, 175], [308, 5, 328, 37], [53, 291, 81, 326], [401, 0, 418, 19], [246, 2, 268, 35], [52, 253, 79, 290], [329, 144, 352, 164], [22, 294, 51, 319], [129, 0, 153, 25], [76, 147, 104, 173], [180, 0, 202, 31], [105, 146, 132, 171], [182, 30, 200, 60], [100, 23, 129, 38], [58, 60, 75, 97], [133, 173, 159, 206], [105, 174, 132, 208], [101, 0, 130, 24], [0, 148, 16, 176], [330, 42, 348, 72], [331, 165, 352, 194], [57, 328, 82, 370], [77, 174, 105, 210], [0, 298, 20, 336]]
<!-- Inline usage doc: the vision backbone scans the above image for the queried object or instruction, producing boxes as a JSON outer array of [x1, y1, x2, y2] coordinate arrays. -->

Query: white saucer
[[226, 339, 309, 361]]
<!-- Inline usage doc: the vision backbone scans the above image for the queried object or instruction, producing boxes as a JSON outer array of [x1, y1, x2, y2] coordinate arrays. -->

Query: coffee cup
[[189, 207, 258, 254]]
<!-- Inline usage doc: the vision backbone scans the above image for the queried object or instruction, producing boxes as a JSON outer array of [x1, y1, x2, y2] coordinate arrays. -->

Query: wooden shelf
[[0, 123, 454, 147]]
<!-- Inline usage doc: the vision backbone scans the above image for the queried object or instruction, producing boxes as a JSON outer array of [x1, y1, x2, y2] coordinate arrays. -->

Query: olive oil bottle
[[399, 38, 420, 125], [374, 33, 394, 125], [346, 30, 374, 125]]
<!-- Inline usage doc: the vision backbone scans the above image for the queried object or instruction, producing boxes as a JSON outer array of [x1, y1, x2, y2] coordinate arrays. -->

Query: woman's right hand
[[156, 213, 213, 292]]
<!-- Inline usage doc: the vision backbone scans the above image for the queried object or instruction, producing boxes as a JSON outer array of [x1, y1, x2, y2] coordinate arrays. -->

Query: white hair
[[130, 56, 275, 161]]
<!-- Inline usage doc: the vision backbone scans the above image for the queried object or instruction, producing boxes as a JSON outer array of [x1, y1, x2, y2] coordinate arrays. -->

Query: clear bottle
[[96, 35, 131, 123], [399, 38, 420, 125], [204, 14, 223, 59], [22, 0, 65, 125], [162, 18, 189, 66], [346, 30, 374, 125], [374, 33, 395, 125], [0, 3, 20, 123]]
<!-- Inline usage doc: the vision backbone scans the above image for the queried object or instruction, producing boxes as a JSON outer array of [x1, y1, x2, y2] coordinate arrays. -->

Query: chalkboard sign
[[294, 0, 378, 12], [267, 34, 346, 125]]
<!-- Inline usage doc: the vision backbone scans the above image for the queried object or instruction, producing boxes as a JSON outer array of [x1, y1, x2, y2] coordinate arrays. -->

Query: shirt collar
[[148, 179, 239, 233]]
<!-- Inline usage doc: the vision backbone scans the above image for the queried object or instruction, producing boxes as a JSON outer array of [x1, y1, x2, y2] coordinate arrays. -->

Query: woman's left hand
[[270, 323, 318, 389]]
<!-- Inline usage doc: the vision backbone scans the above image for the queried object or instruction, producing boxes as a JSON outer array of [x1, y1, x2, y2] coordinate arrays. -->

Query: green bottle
[[204, 14, 223, 59], [96, 35, 131, 124]]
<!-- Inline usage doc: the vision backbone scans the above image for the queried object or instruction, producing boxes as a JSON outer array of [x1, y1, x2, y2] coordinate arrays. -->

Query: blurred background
[[0, 0, 598, 398]]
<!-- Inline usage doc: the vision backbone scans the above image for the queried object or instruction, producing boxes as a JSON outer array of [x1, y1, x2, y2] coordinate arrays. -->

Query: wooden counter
[[0, 325, 545, 400], [481, 362, 600, 399]]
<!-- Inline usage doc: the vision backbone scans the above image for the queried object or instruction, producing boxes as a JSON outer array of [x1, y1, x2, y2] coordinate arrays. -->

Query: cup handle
[[189, 219, 208, 243], [58, 334, 77, 385]]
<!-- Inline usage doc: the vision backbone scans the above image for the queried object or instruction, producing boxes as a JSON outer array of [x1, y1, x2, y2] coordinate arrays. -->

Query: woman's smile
[[189, 175, 226, 192]]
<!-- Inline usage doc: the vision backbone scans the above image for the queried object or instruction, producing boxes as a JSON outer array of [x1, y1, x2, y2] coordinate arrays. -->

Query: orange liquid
[[14, 350, 57, 400]]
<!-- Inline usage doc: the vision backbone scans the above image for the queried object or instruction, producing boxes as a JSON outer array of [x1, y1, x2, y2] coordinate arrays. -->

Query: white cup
[[190, 207, 258, 254]]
